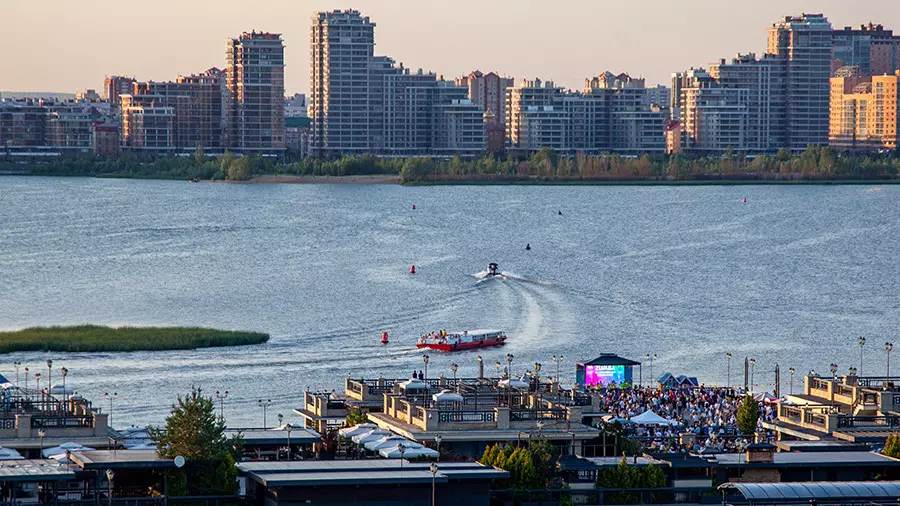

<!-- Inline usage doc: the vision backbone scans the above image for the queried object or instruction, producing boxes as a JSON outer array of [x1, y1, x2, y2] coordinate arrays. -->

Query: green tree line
[[4, 145, 900, 183]]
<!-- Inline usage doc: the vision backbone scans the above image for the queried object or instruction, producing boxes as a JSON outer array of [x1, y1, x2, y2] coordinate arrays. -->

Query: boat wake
[[471, 270, 551, 286]]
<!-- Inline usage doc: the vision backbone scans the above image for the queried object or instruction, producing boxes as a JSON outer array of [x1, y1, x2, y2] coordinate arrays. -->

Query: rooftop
[[226, 428, 320, 445], [721, 481, 900, 503], [237, 460, 507, 487], [714, 451, 900, 467], [0, 459, 76, 482], [579, 354, 641, 367], [70, 450, 175, 470]]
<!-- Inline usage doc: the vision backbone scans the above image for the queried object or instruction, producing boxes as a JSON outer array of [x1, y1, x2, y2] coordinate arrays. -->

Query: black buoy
[[558, 210, 563, 216], [526, 243, 531, 251]]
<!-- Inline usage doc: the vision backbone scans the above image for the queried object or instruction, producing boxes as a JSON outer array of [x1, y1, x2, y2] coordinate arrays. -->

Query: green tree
[[149, 388, 239, 496], [193, 145, 204, 169], [344, 408, 369, 427], [884, 433, 900, 458], [217, 150, 236, 180], [737, 394, 760, 436], [227, 157, 250, 181]]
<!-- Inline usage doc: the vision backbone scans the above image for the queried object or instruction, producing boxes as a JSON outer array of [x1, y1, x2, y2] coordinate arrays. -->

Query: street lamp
[[13, 362, 21, 389], [285, 424, 292, 460], [726, 353, 733, 389], [104, 392, 117, 428], [399, 444, 406, 471], [23, 367, 29, 403], [749, 359, 756, 393], [37, 429, 45, 456], [788, 367, 796, 395], [430, 462, 439, 506], [552, 355, 563, 384], [450, 363, 458, 386], [736, 440, 748, 482], [858, 336, 866, 377], [258, 399, 272, 429], [495, 361, 502, 379], [505, 353, 514, 379], [646, 354, 658, 387], [215, 390, 229, 423], [34, 373, 41, 410], [60, 367, 69, 411], [46, 359, 53, 393], [830, 363, 838, 380], [106, 469, 114, 506], [434, 434, 442, 459], [423, 355, 430, 383], [886, 342, 894, 380], [277, 413, 284, 428]]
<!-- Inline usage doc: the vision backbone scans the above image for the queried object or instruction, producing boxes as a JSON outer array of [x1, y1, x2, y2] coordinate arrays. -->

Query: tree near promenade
[[149, 387, 240, 496], [737, 394, 760, 437]]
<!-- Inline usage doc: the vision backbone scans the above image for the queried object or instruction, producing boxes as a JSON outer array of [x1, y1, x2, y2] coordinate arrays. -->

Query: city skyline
[[5, 1, 900, 95]]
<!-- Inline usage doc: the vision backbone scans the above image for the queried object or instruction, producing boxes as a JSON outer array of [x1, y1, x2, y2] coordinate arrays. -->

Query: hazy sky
[[5, 1, 900, 94]]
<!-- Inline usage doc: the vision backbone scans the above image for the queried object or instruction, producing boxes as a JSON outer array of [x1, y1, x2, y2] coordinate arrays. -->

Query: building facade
[[120, 95, 175, 152], [767, 13, 834, 150], [833, 24, 900, 77], [829, 71, 900, 151], [309, 10, 485, 158], [226, 31, 285, 155]]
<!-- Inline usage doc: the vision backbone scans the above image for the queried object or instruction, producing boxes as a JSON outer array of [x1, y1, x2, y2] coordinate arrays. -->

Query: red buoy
[[409, 265, 416, 274], [381, 332, 389, 344], [412, 204, 416, 210]]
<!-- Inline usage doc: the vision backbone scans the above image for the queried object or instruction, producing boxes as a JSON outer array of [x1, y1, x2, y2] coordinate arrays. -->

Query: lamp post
[[37, 429, 45, 457], [430, 462, 438, 506], [258, 399, 272, 429], [104, 392, 117, 428], [277, 413, 284, 428], [736, 440, 747, 482], [215, 390, 229, 423], [788, 368, 796, 395], [34, 373, 41, 411], [106, 469, 114, 506], [726, 353, 733, 389], [858, 336, 866, 378], [886, 342, 894, 380], [749, 359, 756, 393], [423, 355, 430, 383], [13, 362, 21, 389], [23, 367, 29, 402], [646, 354, 657, 387], [495, 361, 502, 379], [552, 355, 563, 384], [450, 363, 458, 386], [534, 362, 542, 392], [505, 353, 514, 379], [399, 444, 406, 471], [830, 363, 838, 380], [46, 359, 53, 394], [286, 424, 292, 460], [60, 367, 68, 411], [435, 434, 442, 460]]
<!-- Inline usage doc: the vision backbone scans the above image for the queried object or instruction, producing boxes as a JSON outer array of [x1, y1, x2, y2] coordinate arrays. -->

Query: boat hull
[[416, 336, 506, 352]]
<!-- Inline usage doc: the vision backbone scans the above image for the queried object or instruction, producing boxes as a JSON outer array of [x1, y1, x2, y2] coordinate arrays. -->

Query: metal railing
[[779, 405, 802, 424], [510, 409, 567, 421], [31, 415, 94, 429], [835, 383, 855, 397], [437, 410, 496, 423], [836, 415, 900, 429], [810, 378, 830, 391], [803, 411, 827, 427]]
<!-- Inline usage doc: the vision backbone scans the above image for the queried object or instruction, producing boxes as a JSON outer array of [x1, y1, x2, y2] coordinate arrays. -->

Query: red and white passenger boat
[[416, 329, 508, 352]]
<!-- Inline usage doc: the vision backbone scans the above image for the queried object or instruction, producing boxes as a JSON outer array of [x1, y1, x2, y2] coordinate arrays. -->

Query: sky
[[5, 0, 900, 95]]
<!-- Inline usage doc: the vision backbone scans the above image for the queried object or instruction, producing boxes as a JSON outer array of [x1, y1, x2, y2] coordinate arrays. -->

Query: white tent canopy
[[432, 390, 464, 403], [364, 436, 421, 452], [338, 423, 377, 438], [49, 384, 74, 395], [754, 392, 778, 403], [42, 442, 95, 458], [499, 378, 530, 389], [352, 429, 393, 445], [400, 377, 429, 390], [379, 444, 439, 459], [630, 410, 678, 426], [125, 443, 156, 450]]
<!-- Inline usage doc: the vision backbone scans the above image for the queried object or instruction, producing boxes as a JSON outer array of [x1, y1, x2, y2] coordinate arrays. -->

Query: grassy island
[[0, 325, 269, 353]]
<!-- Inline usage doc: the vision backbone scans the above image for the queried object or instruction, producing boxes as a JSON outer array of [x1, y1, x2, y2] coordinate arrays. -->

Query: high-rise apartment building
[[120, 94, 175, 151], [833, 24, 900, 77], [132, 68, 226, 151], [829, 71, 900, 151], [103, 76, 136, 113], [456, 71, 515, 125], [309, 10, 485, 157], [226, 31, 285, 155], [309, 10, 376, 156], [506, 75, 667, 155], [767, 13, 833, 150]]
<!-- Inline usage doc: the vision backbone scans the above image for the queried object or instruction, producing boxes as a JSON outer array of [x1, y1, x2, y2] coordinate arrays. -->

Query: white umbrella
[[49, 384, 74, 395], [352, 429, 392, 445], [125, 443, 157, 450], [432, 390, 464, 403], [42, 443, 95, 458], [379, 444, 439, 459], [400, 377, 429, 390], [365, 436, 420, 452], [499, 378, 530, 389], [338, 423, 377, 438], [630, 410, 678, 426]]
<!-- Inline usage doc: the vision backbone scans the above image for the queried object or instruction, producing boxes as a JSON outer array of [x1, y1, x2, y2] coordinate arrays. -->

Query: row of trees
[[5, 145, 900, 183], [595, 457, 667, 504], [479, 440, 559, 490]]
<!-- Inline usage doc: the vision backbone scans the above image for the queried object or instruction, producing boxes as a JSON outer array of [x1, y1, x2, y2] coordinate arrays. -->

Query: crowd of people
[[598, 385, 778, 453]]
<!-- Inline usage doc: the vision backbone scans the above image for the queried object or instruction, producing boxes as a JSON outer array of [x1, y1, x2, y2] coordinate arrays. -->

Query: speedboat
[[487, 263, 501, 276], [416, 330, 508, 352]]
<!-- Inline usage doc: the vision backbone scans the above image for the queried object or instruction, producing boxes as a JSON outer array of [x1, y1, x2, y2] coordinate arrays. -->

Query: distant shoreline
[[243, 174, 400, 184]]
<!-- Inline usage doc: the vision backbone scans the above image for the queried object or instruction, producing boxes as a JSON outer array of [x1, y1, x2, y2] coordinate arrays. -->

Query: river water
[[0, 177, 897, 428]]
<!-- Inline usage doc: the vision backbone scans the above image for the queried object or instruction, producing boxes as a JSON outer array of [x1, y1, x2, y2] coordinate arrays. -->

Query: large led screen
[[584, 365, 625, 387]]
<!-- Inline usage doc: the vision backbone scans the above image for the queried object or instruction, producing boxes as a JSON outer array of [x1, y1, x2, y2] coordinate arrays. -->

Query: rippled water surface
[[1, 177, 897, 427]]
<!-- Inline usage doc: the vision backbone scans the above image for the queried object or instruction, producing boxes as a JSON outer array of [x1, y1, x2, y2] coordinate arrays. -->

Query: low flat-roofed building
[[0, 459, 76, 503], [227, 427, 320, 461], [720, 481, 900, 506], [294, 391, 349, 435], [237, 459, 506, 506], [713, 450, 900, 482]]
